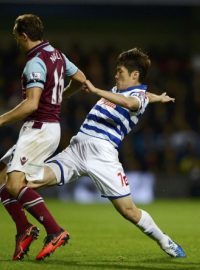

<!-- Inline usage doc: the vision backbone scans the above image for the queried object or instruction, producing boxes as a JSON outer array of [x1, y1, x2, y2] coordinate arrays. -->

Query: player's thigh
[[27, 165, 57, 189], [45, 145, 82, 186], [6, 171, 26, 196], [17, 121, 61, 163], [8, 122, 60, 177], [87, 146, 131, 197]]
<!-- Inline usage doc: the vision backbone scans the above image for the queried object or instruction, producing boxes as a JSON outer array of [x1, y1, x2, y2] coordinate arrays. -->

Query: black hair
[[116, 48, 151, 82]]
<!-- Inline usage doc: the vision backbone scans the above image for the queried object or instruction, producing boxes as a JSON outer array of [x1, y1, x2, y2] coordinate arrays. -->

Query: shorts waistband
[[71, 132, 113, 148], [32, 121, 43, 129]]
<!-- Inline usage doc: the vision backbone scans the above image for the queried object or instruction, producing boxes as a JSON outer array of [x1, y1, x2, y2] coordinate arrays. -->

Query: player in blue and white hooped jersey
[[29, 48, 186, 258], [79, 84, 148, 149]]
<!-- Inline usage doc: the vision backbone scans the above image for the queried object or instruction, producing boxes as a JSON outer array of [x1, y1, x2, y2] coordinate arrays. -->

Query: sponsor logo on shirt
[[99, 98, 116, 108]]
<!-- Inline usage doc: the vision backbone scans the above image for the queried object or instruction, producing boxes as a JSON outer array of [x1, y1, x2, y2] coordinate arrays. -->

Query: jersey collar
[[27, 41, 50, 59], [116, 84, 147, 93]]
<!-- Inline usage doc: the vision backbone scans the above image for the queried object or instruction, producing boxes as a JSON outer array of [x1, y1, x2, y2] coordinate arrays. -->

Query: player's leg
[[3, 122, 68, 260], [0, 162, 30, 235], [27, 165, 58, 189], [0, 147, 31, 235], [86, 138, 186, 258], [6, 169, 68, 260], [31, 145, 81, 260], [110, 196, 186, 257], [0, 153, 36, 261]]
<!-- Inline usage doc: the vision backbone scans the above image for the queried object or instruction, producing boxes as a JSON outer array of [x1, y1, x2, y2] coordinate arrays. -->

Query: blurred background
[[1, 0, 200, 203]]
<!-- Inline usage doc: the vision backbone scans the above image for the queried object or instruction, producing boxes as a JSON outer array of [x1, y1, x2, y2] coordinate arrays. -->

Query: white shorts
[[0, 121, 60, 181], [46, 133, 131, 198]]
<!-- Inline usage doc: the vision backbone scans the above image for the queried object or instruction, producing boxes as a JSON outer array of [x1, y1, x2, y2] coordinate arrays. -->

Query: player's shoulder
[[128, 85, 147, 96], [26, 55, 45, 65], [24, 56, 46, 74], [43, 43, 56, 53]]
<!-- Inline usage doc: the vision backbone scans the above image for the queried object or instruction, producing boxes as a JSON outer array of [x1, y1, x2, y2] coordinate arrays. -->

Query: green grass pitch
[[0, 199, 199, 270]]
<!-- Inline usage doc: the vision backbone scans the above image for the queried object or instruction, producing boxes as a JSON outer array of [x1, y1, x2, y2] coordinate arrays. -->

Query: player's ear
[[131, 70, 139, 80], [21, 32, 28, 41]]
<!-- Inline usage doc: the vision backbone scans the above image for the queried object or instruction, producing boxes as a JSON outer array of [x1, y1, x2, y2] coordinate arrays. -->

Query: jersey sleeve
[[62, 54, 78, 77], [111, 86, 117, 93], [23, 57, 47, 89], [130, 90, 149, 114]]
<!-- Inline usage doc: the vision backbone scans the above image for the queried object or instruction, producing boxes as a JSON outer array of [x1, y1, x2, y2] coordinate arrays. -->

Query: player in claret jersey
[[0, 14, 86, 260]]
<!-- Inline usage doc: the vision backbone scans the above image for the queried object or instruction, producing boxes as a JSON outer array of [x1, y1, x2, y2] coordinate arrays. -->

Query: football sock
[[0, 185, 30, 233], [137, 209, 167, 244], [17, 186, 61, 235]]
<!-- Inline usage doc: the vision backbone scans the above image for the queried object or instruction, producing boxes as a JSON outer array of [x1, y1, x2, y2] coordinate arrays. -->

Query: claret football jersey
[[22, 41, 78, 122]]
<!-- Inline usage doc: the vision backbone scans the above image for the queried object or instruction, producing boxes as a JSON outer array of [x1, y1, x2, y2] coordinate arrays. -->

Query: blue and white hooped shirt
[[78, 84, 149, 148]]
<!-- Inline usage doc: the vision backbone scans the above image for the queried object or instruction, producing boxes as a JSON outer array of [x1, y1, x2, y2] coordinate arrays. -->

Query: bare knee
[[120, 206, 141, 223], [6, 171, 26, 197], [111, 196, 142, 224]]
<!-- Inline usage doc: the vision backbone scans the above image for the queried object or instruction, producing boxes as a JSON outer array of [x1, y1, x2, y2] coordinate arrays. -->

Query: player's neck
[[26, 40, 43, 52]]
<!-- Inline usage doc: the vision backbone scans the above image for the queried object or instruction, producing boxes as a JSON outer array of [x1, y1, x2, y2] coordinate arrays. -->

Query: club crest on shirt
[[20, 156, 28, 166]]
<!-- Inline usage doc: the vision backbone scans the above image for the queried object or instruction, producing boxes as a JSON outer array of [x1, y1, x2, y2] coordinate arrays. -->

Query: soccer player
[[29, 48, 186, 258], [0, 14, 86, 260]]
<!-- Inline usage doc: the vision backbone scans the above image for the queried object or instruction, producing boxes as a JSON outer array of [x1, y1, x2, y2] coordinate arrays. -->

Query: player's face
[[115, 65, 139, 90]]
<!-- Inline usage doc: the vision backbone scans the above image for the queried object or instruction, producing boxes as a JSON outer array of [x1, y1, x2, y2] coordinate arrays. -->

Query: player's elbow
[[128, 99, 140, 111], [127, 102, 139, 111], [29, 102, 39, 113]]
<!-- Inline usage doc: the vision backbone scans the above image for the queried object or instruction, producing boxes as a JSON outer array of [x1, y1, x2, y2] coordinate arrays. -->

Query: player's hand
[[82, 80, 98, 94], [159, 92, 175, 103]]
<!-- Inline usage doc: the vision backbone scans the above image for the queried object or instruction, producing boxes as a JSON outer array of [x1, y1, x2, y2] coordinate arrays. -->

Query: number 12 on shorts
[[117, 172, 129, 186]]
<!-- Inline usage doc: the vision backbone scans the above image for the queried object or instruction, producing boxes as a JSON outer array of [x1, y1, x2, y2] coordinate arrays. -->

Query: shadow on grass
[[15, 257, 198, 270]]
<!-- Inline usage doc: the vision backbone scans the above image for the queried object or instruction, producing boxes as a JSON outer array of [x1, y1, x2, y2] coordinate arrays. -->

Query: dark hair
[[14, 14, 44, 41], [116, 48, 151, 82]]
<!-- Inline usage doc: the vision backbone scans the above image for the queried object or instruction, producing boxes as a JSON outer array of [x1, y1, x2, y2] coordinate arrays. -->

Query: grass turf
[[0, 199, 199, 270]]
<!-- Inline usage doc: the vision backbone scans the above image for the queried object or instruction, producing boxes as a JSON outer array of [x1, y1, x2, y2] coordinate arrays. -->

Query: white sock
[[137, 209, 168, 245]]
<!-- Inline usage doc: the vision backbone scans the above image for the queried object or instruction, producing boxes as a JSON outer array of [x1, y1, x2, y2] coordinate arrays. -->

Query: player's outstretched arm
[[83, 80, 140, 111], [146, 92, 175, 103], [63, 69, 86, 99]]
